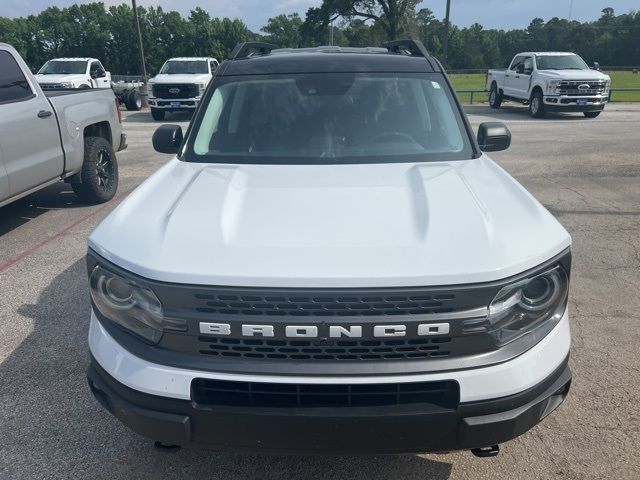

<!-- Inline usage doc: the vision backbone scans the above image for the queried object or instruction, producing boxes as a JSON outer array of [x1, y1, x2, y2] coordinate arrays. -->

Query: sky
[[0, 0, 637, 33]]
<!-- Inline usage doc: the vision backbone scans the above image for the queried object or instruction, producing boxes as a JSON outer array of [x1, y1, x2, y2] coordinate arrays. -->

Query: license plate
[[170, 101, 180, 109], [577, 99, 588, 106]]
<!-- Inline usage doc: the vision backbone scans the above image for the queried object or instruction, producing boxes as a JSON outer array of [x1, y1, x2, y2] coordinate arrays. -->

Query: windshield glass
[[38, 60, 87, 75], [160, 60, 208, 74], [188, 73, 471, 165], [536, 54, 589, 70]]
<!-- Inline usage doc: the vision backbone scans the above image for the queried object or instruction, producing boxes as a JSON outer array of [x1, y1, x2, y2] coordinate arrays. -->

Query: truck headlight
[[197, 83, 206, 96], [60, 82, 75, 88], [547, 80, 561, 95], [604, 79, 611, 94], [89, 264, 186, 344], [485, 264, 569, 347]]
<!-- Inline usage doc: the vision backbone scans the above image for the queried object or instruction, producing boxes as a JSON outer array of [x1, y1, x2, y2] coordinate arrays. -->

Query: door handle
[[505, 74, 510, 78], [515, 75, 520, 78], [37, 110, 52, 118]]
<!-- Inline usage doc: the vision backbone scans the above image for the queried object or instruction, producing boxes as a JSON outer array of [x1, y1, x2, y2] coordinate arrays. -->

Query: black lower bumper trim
[[544, 104, 605, 112], [87, 355, 571, 454]]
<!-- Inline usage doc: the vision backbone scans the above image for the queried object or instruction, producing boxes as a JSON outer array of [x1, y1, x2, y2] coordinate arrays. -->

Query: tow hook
[[471, 445, 500, 458], [154, 441, 181, 452]]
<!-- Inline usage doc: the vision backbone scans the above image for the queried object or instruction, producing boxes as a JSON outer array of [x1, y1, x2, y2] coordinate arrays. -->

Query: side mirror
[[593, 61, 600, 71], [153, 124, 183, 154], [477, 122, 511, 152]]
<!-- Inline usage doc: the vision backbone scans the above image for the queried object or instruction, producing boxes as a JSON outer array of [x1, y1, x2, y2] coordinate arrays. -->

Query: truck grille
[[193, 290, 456, 317], [152, 83, 199, 99], [192, 378, 459, 409], [559, 80, 607, 96], [198, 336, 453, 361], [39, 83, 66, 90]]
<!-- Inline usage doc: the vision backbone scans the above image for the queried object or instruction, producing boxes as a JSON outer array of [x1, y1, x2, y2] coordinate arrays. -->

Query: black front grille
[[192, 378, 459, 409], [152, 83, 199, 99], [559, 80, 606, 96], [193, 291, 456, 317], [198, 336, 452, 361]]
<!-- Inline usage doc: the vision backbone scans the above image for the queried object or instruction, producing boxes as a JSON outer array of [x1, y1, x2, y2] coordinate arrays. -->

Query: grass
[[448, 71, 640, 103]]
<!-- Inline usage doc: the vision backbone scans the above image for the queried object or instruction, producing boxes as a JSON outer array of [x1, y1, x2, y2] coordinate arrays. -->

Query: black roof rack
[[230, 42, 279, 60], [382, 39, 430, 58]]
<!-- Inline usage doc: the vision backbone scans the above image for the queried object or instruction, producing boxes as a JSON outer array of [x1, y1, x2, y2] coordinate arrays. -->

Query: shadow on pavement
[[0, 259, 453, 479], [464, 104, 597, 121], [0, 182, 86, 238]]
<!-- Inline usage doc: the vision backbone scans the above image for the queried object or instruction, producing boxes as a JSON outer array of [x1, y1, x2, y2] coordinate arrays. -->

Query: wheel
[[71, 136, 118, 203], [125, 91, 142, 111], [489, 83, 502, 109], [529, 90, 545, 118], [583, 111, 601, 118], [151, 108, 165, 121]]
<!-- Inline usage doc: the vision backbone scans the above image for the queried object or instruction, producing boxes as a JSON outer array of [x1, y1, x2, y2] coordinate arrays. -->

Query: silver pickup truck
[[0, 43, 126, 208]]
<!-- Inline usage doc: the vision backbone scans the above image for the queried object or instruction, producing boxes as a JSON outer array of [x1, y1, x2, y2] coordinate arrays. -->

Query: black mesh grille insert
[[192, 378, 459, 409], [192, 291, 456, 317], [198, 336, 452, 361]]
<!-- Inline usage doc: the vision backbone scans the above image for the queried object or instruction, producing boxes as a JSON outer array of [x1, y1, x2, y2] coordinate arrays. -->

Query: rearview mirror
[[153, 124, 183, 154], [477, 122, 511, 152], [593, 61, 600, 71]]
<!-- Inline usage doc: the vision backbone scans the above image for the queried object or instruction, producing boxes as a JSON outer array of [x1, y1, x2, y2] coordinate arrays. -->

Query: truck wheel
[[529, 91, 545, 118], [125, 91, 142, 111], [72, 136, 118, 204], [151, 108, 165, 121], [489, 83, 502, 108], [583, 111, 601, 118]]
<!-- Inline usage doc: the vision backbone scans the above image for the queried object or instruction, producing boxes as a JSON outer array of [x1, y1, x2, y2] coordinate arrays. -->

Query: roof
[[47, 58, 95, 62], [519, 52, 576, 56], [222, 46, 439, 76], [166, 57, 216, 61]]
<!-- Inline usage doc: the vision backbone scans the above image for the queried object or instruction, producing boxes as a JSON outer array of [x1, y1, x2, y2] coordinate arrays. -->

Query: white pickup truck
[[147, 57, 219, 121], [486, 52, 611, 118], [35, 57, 112, 90], [0, 44, 125, 207]]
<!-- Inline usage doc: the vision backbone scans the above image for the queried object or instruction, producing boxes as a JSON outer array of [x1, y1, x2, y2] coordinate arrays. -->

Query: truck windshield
[[160, 60, 208, 74], [536, 55, 589, 70], [187, 73, 472, 165], [38, 60, 87, 74]]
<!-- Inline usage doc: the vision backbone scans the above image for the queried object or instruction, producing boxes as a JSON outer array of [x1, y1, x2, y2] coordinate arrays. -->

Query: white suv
[[86, 41, 572, 456]]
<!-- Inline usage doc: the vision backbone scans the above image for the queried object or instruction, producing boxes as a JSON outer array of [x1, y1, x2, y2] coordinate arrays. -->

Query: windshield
[[536, 55, 589, 70], [38, 60, 87, 75], [160, 60, 208, 74], [188, 73, 472, 165]]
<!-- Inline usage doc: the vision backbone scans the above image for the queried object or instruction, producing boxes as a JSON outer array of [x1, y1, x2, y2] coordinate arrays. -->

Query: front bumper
[[543, 94, 608, 111], [148, 97, 200, 110], [87, 354, 571, 454]]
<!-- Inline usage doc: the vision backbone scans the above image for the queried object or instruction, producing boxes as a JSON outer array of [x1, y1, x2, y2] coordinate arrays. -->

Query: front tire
[[489, 83, 502, 109], [71, 136, 118, 204], [151, 108, 165, 121], [583, 111, 601, 118], [529, 90, 545, 118]]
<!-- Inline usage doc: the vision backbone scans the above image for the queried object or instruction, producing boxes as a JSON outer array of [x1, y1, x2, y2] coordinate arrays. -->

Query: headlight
[[604, 79, 611, 93], [484, 264, 569, 347], [89, 264, 186, 344], [60, 82, 75, 88], [547, 80, 561, 95], [197, 83, 206, 95]]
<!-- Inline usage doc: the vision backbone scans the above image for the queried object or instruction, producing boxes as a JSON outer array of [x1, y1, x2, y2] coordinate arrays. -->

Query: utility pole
[[442, 0, 451, 66], [132, 0, 149, 108]]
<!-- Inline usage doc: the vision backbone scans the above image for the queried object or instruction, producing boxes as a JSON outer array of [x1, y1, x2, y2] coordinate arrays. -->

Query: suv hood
[[537, 70, 610, 81], [35, 74, 85, 84], [89, 157, 570, 288], [149, 73, 211, 84]]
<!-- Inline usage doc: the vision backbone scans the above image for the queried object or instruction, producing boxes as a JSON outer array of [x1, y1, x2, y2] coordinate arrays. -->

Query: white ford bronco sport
[[86, 41, 572, 456]]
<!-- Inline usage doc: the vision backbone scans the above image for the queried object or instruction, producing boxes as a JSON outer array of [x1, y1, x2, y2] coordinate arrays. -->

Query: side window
[[0, 50, 33, 103], [523, 57, 533, 74], [510, 56, 524, 71], [209, 60, 218, 73], [90, 61, 100, 76]]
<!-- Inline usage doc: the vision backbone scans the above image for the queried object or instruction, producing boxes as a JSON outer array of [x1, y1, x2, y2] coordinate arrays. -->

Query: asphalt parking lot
[[1, 104, 638, 479]]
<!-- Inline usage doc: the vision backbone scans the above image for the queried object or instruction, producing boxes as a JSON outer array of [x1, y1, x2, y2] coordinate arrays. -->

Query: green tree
[[261, 13, 303, 48]]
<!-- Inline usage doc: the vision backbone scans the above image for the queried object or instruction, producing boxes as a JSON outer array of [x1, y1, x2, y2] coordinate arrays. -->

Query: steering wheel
[[370, 131, 417, 144]]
